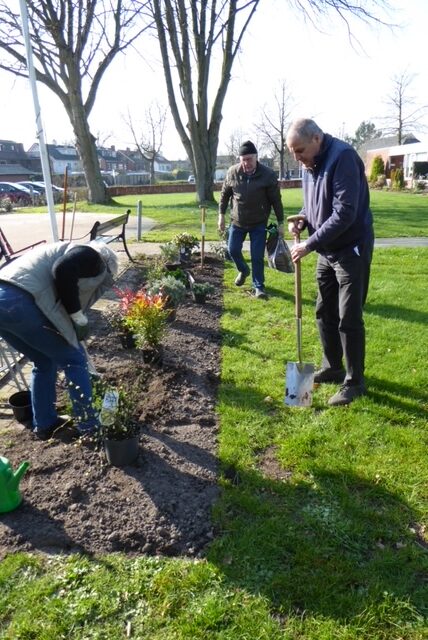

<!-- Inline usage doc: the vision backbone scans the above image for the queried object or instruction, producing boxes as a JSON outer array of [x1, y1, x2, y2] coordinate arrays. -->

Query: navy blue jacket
[[302, 134, 373, 255]]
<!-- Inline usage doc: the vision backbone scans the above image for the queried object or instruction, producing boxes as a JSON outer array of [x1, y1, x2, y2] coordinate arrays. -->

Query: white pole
[[18, 0, 58, 241]]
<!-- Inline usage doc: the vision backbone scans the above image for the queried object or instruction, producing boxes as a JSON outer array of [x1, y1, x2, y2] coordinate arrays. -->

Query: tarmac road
[[0, 211, 155, 248]]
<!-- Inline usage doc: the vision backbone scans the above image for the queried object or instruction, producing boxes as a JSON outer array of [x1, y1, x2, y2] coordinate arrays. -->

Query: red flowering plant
[[111, 287, 169, 349]]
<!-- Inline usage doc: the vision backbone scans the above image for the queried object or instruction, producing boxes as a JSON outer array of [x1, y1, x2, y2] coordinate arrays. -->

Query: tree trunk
[[70, 103, 108, 204]]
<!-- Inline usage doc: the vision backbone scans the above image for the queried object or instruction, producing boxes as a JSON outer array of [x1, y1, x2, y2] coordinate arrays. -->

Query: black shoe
[[313, 368, 346, 384], [53, 419, 82, 443], [33, 416, 73, 441], [235, 269, 250, 286], [33, 426, 55, 441], [328, 384, 366, 406]]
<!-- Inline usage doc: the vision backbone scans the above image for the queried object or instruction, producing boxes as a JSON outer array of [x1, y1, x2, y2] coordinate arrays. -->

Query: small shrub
[[391, 168, 405, 190], [172, 232, 200, 251], [113, 287, 169, 348], [374, 174, 386, 189], [0, 197, 13, 212], [192, 282, 215, 297], [369, 155, 385, 183], [148, 275, 187, 307], [414, 180, 426, 192], [160, 241, 180, 263]]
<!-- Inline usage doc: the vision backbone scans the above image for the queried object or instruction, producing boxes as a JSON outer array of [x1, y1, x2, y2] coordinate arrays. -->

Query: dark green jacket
[[219, 162, 284, 228]]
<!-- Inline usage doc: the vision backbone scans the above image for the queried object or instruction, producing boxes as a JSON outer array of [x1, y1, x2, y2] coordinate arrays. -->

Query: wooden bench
[[0, 227, 46, 268], [89, 209, 134, 262]]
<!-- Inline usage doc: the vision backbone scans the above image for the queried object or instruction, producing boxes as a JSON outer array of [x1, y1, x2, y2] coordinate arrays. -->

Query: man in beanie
[[218, 140, 284, 298]]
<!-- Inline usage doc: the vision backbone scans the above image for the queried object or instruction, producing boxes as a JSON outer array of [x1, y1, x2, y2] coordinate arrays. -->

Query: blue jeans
[[228, 223, 267, 289], [0, 283, 98, 433]]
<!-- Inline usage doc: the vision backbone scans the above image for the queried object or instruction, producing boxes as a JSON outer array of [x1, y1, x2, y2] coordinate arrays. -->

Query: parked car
[[15, 181, 44, 196], [188, 175, 195, 183], [34, 181, 65, 193], [17, 181, 66, 203], [0, 182, 32, 205]]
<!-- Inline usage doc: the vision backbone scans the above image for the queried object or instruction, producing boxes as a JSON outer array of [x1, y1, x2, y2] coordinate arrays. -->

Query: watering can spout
[[11, 461, 30, 489], [0, 456, 30, 513]]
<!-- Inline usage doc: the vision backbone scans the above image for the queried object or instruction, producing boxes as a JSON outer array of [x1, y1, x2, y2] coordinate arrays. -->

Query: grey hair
[[88, 241, 120, 278], [287, 118, 324, 142]]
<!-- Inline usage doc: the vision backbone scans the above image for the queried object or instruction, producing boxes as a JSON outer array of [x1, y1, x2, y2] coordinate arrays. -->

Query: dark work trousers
[[315, 233, 374, 387]]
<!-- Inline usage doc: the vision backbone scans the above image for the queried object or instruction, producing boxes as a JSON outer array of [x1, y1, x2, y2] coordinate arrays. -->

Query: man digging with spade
[[286, 118, 374, 406]]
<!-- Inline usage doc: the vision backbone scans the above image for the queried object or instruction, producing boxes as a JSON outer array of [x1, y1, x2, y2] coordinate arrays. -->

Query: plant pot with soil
[[8, 390, 32, 424], [96, 384, 141, 467], [191, 282, 215, 304], [159, 241, 181, 268], [172, 233, 199, 264]]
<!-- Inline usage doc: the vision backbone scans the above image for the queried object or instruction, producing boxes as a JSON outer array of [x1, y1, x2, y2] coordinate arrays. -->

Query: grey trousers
[[315, 233, 374, 386]]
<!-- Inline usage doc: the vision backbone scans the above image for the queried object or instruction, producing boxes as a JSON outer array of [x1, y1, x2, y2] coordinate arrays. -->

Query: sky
[[0, 0, 427, 160]]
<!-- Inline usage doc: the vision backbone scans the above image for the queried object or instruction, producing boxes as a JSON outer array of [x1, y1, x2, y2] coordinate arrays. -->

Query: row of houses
[[0, 140, 181, 185], [362, 135, 428, 184], [1, 135, 427, 187]]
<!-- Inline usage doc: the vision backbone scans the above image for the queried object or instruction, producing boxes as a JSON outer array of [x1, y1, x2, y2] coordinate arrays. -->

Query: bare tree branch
[[0, 0, 151, 204], [377, 70, 428, 144]]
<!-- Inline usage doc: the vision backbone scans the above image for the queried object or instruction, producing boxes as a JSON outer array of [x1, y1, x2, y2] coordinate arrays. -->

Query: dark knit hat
[[239, 140, 257, 156]]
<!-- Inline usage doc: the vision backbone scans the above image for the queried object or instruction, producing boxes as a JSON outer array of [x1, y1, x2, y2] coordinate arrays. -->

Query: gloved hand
[[70, 310, 90, 341]]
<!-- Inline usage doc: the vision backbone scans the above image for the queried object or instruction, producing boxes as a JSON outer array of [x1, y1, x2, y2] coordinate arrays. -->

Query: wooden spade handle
[[287, 215, 305, 320]]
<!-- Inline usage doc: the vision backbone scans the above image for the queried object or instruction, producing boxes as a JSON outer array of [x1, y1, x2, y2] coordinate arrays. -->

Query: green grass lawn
[[110, 189, 428, 241], [1, 247, 427, 639], [23, 188, 428, 242]]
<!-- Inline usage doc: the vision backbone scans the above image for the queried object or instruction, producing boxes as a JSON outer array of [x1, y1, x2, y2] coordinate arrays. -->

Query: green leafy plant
[[172, 232, 200, 251], [92, 379, 139, 440], [160, 241, 180, 263], [167, 267, 189, 286], [143, 256, 168, 284]]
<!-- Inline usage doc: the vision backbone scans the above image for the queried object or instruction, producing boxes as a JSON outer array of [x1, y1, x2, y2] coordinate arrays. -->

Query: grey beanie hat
[[239, 140, 258, 156]]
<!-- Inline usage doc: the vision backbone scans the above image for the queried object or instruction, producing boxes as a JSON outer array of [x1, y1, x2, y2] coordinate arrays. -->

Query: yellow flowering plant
[[114, 287, 169, 348]]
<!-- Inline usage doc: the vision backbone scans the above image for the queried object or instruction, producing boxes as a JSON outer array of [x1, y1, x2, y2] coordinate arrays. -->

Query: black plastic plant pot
[[192, 292, 207, 304], [104, 436, 139, 467], [141, 345, 164, 365], [9, 390, 32, 424], [119, 332, 137, 349]]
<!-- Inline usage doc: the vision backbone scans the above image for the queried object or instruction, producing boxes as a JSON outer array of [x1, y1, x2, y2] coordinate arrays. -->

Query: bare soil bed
[[0, 255, 223, 559]]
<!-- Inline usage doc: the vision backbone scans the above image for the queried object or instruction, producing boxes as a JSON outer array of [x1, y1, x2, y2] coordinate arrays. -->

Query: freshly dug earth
[[0, 255, 223, 558]]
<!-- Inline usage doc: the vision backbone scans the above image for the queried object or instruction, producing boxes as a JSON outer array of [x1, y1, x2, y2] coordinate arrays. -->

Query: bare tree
[[379, 71, 427, 144], [255, 80, 294, 179], [150, 0, 391, 203], [223, 128, 246, 164], [125, 102, 168, 185], [149, 0, 261, 203], [0, 1, 149, 204]]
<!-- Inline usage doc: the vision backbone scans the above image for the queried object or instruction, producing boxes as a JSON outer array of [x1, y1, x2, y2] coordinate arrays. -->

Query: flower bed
[[0, 255, 224, 558]]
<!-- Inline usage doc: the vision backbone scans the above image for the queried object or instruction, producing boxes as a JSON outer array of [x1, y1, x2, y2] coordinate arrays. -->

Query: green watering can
[[0, 456, 30, 513]]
